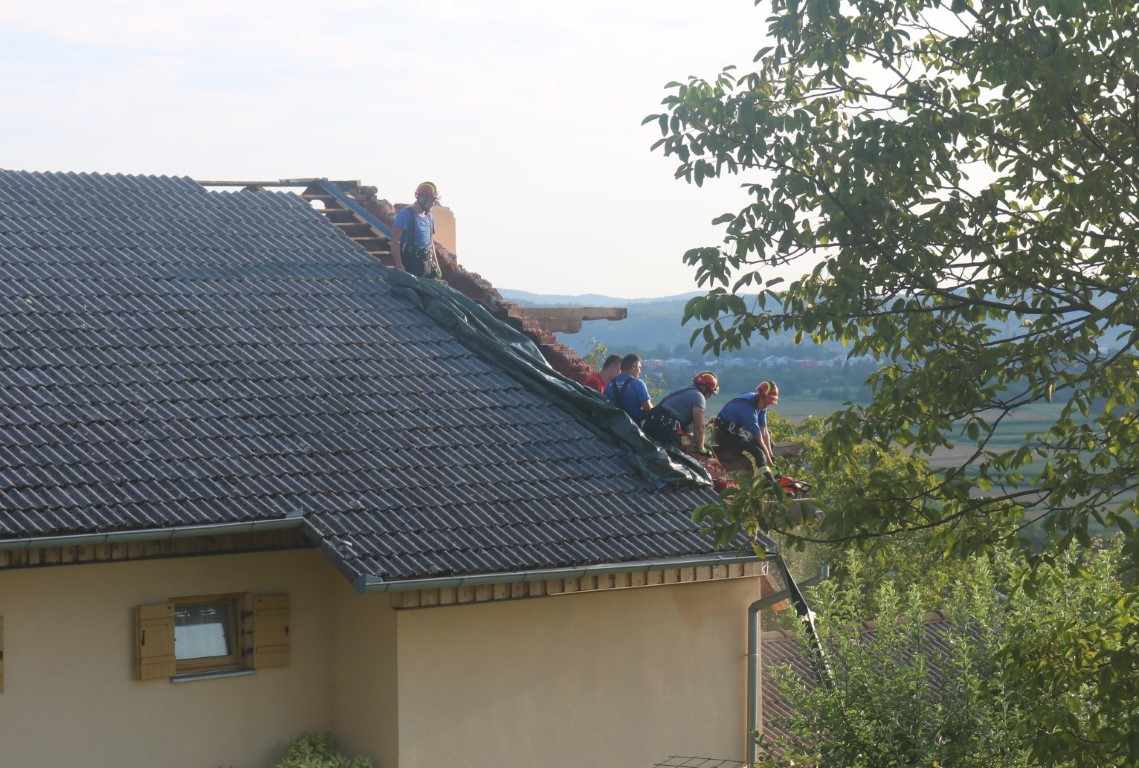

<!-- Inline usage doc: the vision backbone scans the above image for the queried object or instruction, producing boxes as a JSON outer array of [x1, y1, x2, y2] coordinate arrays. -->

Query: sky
[[1, 0, 776, 299]]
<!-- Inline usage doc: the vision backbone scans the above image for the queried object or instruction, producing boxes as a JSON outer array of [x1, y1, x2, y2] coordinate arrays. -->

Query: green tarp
[[387, 269, 712, 489]]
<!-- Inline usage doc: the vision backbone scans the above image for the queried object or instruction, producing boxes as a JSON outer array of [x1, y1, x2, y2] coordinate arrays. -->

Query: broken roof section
[[0, 169, 760, 588]]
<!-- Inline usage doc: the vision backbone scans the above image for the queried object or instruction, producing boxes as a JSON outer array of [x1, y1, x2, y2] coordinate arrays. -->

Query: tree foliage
[[761, 541, 1136, 767], [649, 0, 1139, 559], [648, 2, 1139, 761], [766, 414, 998, 615]]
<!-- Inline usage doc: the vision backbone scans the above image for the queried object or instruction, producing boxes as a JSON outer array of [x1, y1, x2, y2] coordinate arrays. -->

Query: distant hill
[[499, 288, 703, 357], [498, 288, 703, 307]]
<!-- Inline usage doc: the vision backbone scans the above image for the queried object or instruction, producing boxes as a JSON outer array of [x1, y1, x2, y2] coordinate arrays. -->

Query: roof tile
[[0, 170, 737, 583]]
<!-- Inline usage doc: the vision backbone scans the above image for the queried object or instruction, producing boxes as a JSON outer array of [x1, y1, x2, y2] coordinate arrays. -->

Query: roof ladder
[[300, 180, 396, 268]]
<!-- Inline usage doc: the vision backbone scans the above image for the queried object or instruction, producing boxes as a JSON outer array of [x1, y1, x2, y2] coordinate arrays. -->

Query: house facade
[[0, 170, 773, 768]]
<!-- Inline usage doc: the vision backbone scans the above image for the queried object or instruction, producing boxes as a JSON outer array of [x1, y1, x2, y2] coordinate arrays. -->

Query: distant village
[[639, 353, 880, 402]]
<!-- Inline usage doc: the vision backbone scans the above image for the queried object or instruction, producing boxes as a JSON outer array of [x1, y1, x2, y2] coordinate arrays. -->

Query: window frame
[[170, 592, 243, 676]]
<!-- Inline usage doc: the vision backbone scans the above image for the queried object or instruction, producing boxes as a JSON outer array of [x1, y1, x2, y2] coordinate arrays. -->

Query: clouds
[[2, 0, 773, 297]]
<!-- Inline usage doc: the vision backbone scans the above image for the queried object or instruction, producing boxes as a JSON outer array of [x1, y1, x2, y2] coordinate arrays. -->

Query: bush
[[272, 732, 373, 768]]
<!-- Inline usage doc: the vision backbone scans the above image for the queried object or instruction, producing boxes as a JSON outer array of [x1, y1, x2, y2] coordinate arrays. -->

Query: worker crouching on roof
[[711, 380, 780, 474], [390, 181, 443, 279], [643, 371, 720, 455]]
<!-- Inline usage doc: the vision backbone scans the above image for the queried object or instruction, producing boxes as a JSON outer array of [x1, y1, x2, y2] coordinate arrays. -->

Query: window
[[135, 593, 289, 681], [173, 594, 241, 673]]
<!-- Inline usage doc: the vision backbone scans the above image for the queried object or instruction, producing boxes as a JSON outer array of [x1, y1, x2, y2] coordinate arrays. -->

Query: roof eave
[[352, 545, 777, 594], [0, 509, 306, 552]]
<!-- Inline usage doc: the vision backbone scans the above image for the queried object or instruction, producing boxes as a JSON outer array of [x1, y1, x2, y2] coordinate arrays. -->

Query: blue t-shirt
[[717, 393, 766, 437], [606, 373, 651, 421], [393, 206, 435, 249]]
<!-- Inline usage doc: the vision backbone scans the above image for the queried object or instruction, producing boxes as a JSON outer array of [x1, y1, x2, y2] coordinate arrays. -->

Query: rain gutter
[[353, 548, 774, 594], [0, 508, 306, 552]]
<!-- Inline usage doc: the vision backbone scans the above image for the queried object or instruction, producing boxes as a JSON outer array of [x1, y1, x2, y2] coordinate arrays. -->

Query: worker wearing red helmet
[[712, 380, 780, 471], [390, 182, 442, 278], [642, 370, 720, 455]]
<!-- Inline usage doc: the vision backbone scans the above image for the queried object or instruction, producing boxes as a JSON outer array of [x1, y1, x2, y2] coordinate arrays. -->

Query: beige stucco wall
[[395, 577, 761, 768], [1, 551, 760, 768], [0, 549, 337, 768], [330, 576, 400, 768]]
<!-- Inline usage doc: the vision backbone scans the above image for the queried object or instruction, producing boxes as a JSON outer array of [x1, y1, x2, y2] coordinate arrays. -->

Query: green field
[[775, 397, 849, 424], [776, 398, 1070, 470], [775, 398, 1133, 545]]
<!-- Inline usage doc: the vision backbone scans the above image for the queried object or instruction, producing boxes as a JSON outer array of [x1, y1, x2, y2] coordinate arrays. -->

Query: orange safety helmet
[[693, 371, 719, 393], [414, 181, 440, 200]]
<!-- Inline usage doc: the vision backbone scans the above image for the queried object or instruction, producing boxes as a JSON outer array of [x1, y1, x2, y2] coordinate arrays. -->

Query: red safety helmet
[[415, 181, 440, 200], [693, 371, 719, 393], [757, 380, 779, 401]]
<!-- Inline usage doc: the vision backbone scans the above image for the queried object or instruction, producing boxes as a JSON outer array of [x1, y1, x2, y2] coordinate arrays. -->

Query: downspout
[[747, 558, 829, 766]]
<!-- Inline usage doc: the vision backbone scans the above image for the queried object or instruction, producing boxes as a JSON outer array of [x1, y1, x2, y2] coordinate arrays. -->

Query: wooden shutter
[[135, 602, 176, 681], [252, 594, 290, 669]]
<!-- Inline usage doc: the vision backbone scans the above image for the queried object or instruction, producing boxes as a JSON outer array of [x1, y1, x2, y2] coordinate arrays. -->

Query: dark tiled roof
[[0, 170, 728, 583]]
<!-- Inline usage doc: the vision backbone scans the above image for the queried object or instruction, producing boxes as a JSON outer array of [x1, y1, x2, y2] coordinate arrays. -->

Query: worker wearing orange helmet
[[712, 380, 780, 471], [643, 371, 720, 455], [390, 181, 442, 278]]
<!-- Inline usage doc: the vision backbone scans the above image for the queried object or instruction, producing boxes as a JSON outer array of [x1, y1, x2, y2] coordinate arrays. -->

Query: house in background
[[0, 170, 777, 768]]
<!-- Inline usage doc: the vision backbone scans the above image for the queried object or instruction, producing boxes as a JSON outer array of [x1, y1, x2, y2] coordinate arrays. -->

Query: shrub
[[272, 732, 373, 768]]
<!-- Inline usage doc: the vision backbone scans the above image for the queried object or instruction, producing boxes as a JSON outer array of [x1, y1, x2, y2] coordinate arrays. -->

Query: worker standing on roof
[[712, 380, 781, 475], [606, 354, 653, 424], [643, 371, 719, 455], [584, 354, 622, 394], [390, 182, 443, 279]]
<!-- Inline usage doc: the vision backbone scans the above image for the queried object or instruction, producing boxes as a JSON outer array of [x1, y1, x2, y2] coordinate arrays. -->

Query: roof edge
[[0, 510, 306, 552], [352, 550, 773, 594]]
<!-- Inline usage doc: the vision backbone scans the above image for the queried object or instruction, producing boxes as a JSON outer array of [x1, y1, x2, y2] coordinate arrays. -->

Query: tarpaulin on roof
[[387, 270, 712, 489]]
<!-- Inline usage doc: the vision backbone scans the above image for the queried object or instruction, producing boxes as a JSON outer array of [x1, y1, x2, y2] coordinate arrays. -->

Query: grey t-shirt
[[656, 386, 707, 429]]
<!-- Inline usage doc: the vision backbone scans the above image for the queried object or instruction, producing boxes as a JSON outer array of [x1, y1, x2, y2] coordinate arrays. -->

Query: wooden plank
[[439, 588, 456, 605], [457, 586, 475, 604], [631, 571, 647, 587], [420, 590, 439, 608], [546, 579, 565, 595], [474, 585, 492, 603]]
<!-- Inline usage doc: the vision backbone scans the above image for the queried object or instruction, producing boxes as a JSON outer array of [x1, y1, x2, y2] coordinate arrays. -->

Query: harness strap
[[616, 377, 635, 414]]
